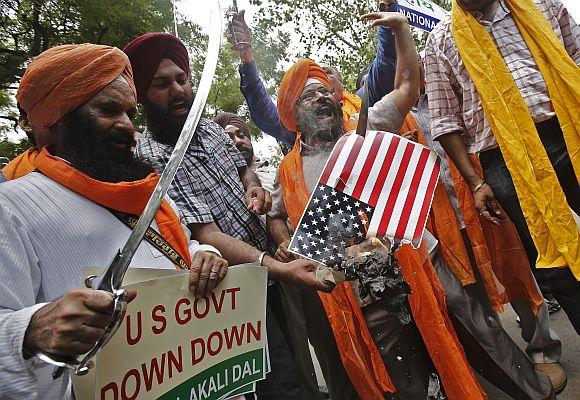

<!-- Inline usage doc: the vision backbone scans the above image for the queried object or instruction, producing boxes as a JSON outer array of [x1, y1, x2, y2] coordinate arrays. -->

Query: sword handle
[[36, 289, 127, 376], [228, 6, 251, 52], [75, 289, 128, 375]]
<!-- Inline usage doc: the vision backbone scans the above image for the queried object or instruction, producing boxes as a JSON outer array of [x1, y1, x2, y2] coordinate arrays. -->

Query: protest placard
[[397, 0, 448, 32], [73, 264, 268, 400]]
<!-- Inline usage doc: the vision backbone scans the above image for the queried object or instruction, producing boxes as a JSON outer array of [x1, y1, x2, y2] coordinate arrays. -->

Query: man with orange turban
[[1, 43, 137, 180], [265, 11, 504, 400], [0, 43, 230, 398], [228, 11, 362, 146]]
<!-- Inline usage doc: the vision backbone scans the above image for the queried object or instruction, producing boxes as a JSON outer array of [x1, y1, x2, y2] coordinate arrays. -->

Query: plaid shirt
[[425, 0, 580, 154], [135, 119, 271, 251]]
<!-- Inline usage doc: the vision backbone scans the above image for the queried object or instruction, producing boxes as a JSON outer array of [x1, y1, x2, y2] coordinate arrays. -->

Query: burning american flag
[[289, 131, 440, 265]]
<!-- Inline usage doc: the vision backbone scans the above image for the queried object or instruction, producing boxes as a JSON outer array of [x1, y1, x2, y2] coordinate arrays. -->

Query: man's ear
[[18, 113, 33, 134]]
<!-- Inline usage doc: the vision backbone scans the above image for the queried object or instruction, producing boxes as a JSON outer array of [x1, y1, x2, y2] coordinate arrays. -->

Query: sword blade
[[91, 2, 222, 293]]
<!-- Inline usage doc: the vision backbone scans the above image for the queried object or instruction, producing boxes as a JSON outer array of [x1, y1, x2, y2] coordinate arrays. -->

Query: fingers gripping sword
[[229, 0, 251, 51], [37, 1, 222, 376]]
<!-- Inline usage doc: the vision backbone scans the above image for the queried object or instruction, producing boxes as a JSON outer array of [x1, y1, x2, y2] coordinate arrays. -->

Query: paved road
[[480, 305, 578, 399]]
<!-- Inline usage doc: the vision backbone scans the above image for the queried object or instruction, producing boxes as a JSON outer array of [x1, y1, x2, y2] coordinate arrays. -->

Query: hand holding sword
[[24, 1, 223, 377], [23, 250, 227, 369], [228, 8, 253, 62]]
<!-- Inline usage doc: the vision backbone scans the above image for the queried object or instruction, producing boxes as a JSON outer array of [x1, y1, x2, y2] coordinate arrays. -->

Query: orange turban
[[277, 59, 330, 132], [16, 44, 136, 129]]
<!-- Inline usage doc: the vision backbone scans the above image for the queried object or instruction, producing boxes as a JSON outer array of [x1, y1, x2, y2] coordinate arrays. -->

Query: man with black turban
[[124, 33, 327, 400]]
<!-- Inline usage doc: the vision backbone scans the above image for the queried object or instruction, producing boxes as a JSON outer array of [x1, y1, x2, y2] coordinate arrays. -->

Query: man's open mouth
[[315, 104, 333, 119], [108, 134, 136, 150], [170, 101, 189, 115]]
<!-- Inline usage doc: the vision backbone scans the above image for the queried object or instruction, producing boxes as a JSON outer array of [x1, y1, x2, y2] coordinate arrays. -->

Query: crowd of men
[[0, 0, 578, 399]]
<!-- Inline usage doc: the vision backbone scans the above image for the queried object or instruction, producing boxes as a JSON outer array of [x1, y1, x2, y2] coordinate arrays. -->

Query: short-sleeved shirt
[[425, 0, 580, 154], [136, 119, 270, 251]]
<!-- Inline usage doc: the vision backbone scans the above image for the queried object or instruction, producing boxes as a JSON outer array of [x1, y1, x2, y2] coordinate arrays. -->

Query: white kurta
[[0, 172, 216, 399]]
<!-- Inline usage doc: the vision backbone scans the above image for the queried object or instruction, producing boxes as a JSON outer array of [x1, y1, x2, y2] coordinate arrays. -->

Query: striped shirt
[[0, 173, 215, 399], [136, 119, 271, 252], [425, 0, 580, 153]]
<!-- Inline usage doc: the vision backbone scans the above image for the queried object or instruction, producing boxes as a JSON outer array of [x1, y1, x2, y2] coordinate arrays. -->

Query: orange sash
[[34, 148, 191, 268], [400, 113, 543, 314], [450, 155, 544, 314], [341, 91, 361, 133], [279, 134, 485, 400], [2, 148, 39, 180]]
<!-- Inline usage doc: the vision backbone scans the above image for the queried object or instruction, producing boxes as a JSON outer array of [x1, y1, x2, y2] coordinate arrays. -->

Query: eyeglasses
[[298, 86, 335, 102]]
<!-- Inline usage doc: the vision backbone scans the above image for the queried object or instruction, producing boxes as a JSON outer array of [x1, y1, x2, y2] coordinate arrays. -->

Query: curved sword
[[38, 1, 223, 376]]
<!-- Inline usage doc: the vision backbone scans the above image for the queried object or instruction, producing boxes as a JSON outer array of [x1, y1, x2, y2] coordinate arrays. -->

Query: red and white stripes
[[319, 131, 440, 247]]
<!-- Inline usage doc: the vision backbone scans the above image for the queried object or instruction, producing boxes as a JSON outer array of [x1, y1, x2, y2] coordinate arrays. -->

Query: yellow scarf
[[451, 0, 580, 279]]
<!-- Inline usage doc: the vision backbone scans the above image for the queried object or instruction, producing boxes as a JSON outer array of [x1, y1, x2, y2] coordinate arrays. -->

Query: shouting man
[[124, 33, 331, 400]]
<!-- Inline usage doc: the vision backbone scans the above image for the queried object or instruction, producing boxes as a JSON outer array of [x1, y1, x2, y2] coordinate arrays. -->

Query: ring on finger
[[209, 267, 221, 280]]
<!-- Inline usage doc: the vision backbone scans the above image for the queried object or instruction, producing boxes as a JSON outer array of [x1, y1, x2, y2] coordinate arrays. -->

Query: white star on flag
[[289, 131, 440, 266]]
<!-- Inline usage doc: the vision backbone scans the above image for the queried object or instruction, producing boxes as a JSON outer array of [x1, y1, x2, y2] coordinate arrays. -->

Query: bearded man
[[213, 112, 277, 192], [0, 44, 228, 399], [227, 10, 387, 146], [124, 33, 330, 400], [266, 12, 510, 400]]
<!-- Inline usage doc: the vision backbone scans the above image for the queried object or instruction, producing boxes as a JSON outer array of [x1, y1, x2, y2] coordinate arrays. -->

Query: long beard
[[297, 99, 343, 146], [142, 96, 194, 146], [56, 111, 154, 183]]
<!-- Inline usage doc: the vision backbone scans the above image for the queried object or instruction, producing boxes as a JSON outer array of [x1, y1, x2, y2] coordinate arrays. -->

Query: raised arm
[[362, 12, 419, 120], [229, 11, 296, 145], [359, 1, 399, 105]]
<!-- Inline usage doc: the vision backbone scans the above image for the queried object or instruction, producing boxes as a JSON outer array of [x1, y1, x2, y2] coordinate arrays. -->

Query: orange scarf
[[34, 148, 191, 268], [400, 114, 543, 314], [341, 91, 361, 133], [450, 155, 544, 314], [2, 148, 39, 180], [279, 134, 485, 400]]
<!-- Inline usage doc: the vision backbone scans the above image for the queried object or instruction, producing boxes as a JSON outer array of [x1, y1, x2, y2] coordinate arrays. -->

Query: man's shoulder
[[0, 172, 55, 197], [198, 118, 229, 140], [428, 15, 453, 46], [0, 173, 68, 219], [135, 130, 167, 156]]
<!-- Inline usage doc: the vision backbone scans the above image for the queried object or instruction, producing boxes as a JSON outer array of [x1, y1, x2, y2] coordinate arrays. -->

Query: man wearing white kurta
[[0, 43, 227, 399]]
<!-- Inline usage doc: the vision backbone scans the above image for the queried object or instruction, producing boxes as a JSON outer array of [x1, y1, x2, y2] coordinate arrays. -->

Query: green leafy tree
[[251, 0, 378, 91], [0, 137, 31, 167], [250, 0, 451, 91], [0, 0, 174, 88], [183, 9, 290, 140]]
